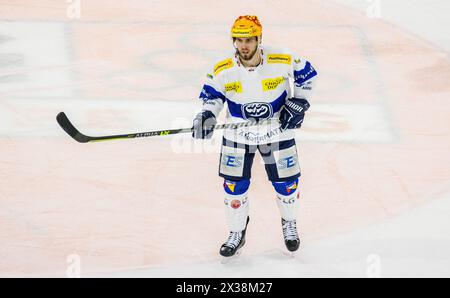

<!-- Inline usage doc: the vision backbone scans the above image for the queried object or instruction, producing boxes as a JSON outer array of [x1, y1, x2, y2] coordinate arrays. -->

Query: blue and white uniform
[[197, 45, 317, 232], [199, 46, 317, 146]]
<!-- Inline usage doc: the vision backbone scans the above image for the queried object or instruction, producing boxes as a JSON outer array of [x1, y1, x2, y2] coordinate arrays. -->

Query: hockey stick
[[56, 112, 274, 143]]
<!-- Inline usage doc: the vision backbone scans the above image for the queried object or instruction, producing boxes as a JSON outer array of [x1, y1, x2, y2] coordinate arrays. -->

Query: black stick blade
[[56, 112, 91, 143]]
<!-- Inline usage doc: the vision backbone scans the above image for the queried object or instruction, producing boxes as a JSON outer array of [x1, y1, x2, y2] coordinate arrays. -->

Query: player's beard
[[238, 46, 258, 61]]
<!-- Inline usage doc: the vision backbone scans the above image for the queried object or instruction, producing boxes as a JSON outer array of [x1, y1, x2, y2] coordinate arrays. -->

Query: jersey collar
[[234, 46, 265, 70]]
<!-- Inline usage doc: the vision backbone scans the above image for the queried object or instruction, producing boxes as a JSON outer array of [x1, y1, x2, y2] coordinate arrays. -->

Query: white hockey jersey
[[199, 46, 317, 145]]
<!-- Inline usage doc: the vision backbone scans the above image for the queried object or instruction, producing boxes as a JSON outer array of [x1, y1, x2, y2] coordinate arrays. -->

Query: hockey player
[[192, 15, 317, 257]]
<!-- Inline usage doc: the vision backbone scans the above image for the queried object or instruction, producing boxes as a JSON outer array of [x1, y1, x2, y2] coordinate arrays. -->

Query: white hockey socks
[[223, 180, 250, 232], [273, 180, 300, 221], [224, 192, 249, 232]]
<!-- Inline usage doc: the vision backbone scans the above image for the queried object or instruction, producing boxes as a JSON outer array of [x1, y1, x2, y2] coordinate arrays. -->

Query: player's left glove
[[279, 97, 310, 130]]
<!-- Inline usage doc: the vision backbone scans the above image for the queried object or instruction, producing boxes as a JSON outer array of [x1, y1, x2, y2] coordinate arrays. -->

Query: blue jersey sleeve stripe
[[271, 91, 287, 114], [294, 62, 317, 86], [199, 84, 226, 103]]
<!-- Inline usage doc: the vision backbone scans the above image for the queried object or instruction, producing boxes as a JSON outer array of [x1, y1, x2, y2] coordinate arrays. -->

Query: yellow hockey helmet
[[231, 15, 262, 39]]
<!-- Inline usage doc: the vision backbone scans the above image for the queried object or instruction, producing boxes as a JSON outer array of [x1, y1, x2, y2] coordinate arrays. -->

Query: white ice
[[1, 0, 449, 278]]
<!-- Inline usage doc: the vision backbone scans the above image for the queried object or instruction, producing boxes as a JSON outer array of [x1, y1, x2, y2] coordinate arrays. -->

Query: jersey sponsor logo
[[277, 195, 297, 204], [227, 197, 248, 206], [225, 81, 243, 93], [267, 54, 292, 65], [239, 127, 283, 143], [203, 100, 217, 106], [241, 102, 273, 120], [222, 155, 243, 168], [227, 197, 247, 209], [214, 58, 234, 76], [262, 76, 285, 91], [278, 155, 297, 169]]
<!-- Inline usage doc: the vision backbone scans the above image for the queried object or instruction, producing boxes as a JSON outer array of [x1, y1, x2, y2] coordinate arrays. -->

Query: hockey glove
[[279, 97, 310, 130], [192, 110, 217, 139]]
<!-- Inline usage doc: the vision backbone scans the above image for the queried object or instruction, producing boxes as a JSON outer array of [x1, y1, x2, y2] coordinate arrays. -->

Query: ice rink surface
[[0, 0, 449, 277]]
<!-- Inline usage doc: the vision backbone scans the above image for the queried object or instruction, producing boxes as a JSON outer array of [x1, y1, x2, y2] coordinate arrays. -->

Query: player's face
[[234, 37, 259, 61]]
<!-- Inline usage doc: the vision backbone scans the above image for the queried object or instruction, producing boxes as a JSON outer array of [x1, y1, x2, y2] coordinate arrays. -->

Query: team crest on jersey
[[225, 81, 242, 93], [214, 58, 234, 76], [262, 77, 285, 91], [241, 102, 273, 120], [267, 54, 292, 65]]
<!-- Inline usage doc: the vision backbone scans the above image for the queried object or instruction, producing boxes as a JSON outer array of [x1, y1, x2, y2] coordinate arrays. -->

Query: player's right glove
[[279, 97, 310, 130], [192, 110, 217, 139]]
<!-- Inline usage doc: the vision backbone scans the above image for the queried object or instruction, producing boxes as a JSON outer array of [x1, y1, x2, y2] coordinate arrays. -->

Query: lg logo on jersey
[[241, 102, 273, 120]]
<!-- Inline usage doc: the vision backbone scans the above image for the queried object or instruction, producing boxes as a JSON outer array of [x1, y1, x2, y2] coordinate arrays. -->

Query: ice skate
[[220, 216, 250, 259], [282, 218, 300, 254]]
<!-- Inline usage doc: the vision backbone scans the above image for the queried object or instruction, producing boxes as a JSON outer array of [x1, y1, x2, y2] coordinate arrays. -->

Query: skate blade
[[220, 249, 243, 264], [281, 250, 297, 258]]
